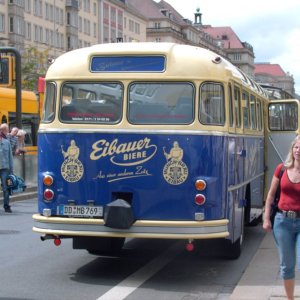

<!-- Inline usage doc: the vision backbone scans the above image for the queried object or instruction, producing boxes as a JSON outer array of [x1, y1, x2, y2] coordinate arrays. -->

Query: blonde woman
[[263, 135, 300, 300]]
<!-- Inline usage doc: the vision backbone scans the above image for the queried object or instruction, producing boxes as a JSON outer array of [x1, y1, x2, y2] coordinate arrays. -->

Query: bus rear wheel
[[223, 236, 243, 259]]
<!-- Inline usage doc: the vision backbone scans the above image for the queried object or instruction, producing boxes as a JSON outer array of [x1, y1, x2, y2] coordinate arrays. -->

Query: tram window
[[128, 82, 194, 124], [59, 82, 123, 123], [242, 91, 250, 129], [269, 102, 298, 131], [200, 83, 225, 125], [250, 95, 257, 129], [234, 86, 241, 127], [42, 82, 56, 123]]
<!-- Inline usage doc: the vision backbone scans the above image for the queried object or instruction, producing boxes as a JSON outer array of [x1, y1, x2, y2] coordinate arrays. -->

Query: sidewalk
[[230, 231, 300, 300], [0, 185, 37, 206]]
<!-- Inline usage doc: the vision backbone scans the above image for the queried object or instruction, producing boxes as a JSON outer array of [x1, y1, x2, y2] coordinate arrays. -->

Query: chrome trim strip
[[32, 215, 229, 239], [38, 127, 263, 139]]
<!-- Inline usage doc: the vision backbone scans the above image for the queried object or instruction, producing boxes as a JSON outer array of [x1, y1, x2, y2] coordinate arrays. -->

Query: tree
[[21, 46, 49, 92]]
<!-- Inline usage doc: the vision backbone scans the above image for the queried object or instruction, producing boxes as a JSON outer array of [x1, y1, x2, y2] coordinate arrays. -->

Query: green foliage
[[21, 46, 49, 92]]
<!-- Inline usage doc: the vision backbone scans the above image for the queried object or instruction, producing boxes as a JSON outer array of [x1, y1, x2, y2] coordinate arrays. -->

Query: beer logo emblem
[[61, 140, 84, 182], [163, 141, 188, 185]]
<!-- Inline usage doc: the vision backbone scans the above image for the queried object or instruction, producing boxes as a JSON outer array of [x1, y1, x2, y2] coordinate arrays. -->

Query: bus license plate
[[59, 205, 103, 218]]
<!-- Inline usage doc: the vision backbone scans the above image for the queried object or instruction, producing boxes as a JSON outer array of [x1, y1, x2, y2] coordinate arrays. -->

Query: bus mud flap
[[104, 199, 135, 229]]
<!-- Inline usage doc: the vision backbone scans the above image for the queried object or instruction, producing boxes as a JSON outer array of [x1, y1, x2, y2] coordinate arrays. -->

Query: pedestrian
[[263, 134, 300, 300], [15, 129, 27, 155], [0, 123, 9, 139], [8, 126, 18, 155], [0, 124, 14, 213]]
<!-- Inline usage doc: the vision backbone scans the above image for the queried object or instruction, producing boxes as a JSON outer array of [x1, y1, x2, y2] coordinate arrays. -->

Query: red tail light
[[195, 194, 206, 205], [44, 189, 54, 202]]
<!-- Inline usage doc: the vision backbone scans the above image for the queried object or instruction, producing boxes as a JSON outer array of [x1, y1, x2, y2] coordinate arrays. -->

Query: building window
[[135, 22, 140, 34], [93, 2, 96, 16], [78, 17, 82, 32], [129, 19, 134, 32], [25, 22, 31, 40], [93, 22, 96, 38], [0, 13, 4, 32], [25, 0, 31, 13], [233, 53, 242, 61]]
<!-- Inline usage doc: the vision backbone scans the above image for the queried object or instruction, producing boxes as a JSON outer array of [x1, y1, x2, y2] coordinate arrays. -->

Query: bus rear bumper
[[32, 214, 229, 239]]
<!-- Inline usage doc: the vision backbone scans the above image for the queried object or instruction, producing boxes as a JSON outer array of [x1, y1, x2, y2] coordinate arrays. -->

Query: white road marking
[[96, 241, 183, 300]]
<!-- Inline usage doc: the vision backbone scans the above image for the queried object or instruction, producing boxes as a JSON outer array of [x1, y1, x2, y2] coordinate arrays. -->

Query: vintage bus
[[33, 43, 275, 259]]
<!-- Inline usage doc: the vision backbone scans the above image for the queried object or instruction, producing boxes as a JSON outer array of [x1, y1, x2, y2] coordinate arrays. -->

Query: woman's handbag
[[270, 165, 285, 228], [6, 174, 27, 195]]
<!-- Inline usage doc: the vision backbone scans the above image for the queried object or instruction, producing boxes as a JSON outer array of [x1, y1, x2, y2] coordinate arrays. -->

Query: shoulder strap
[[274, 164, 285, 204], [278, 164, 285, 180]]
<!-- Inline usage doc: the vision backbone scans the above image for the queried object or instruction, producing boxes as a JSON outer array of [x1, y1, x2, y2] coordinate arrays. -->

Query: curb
[[0, 186, 37, 205]]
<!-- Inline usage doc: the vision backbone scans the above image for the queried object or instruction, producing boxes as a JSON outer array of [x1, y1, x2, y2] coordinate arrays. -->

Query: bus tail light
[[44, 189, 54, 202], [54, 238, 61, 246], [186, 241, 194, 252], [195, 179, 206, 191], [195, 194, 206, 206]]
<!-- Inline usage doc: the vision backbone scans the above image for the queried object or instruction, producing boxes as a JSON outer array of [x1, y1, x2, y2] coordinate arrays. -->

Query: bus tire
[[223, 237, 242, 259]]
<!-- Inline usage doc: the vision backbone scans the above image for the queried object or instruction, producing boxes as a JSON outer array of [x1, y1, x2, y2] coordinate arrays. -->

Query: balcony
[[65, 0, 79, 9], [147, 27, 184, 39]]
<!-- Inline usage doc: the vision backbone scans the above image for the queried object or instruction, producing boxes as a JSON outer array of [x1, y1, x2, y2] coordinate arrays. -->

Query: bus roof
[[46, 43, 267, 98]]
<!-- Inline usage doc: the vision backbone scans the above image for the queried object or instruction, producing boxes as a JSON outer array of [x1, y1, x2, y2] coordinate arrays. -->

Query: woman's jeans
[[0, 168, 10, 208], [273, 212, 300, 280]]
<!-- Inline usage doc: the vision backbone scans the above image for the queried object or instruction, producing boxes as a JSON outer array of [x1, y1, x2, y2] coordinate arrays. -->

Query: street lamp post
[[0, 47, 22, 128]]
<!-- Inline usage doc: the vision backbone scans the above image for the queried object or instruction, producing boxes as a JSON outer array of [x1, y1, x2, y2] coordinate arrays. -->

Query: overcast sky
[[154, 0, 300, 95]]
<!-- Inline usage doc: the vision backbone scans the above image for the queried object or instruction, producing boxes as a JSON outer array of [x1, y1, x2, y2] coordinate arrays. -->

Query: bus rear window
[[128, 82, 194, 124], [59, 82, 123, 123]]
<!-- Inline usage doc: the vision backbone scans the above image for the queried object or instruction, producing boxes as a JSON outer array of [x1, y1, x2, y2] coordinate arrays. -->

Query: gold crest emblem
[[163, 141, 188, 185], [61, 140, 84, 182]]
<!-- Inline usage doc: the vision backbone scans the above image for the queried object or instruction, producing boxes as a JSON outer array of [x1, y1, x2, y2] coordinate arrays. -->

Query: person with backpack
[[0, 123, 14, 213], [263, 135, 300, 300]]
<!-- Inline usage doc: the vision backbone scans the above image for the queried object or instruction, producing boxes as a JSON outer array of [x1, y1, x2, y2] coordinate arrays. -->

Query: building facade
[[0, 0, 296, 96], [0, 0, 147, 59], [254, 63, 295, 97]]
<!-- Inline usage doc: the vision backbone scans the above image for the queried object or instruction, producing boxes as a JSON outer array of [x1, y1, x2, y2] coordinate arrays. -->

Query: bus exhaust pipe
[[40, 234, 54, 241], [40, 234, 62, 246]]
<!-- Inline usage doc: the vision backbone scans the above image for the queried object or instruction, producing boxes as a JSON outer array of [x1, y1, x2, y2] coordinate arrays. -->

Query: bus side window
[[42, 82, 56, 123], [228, 83, 234, 127], [234, 86, 241, 128], [269, 102, 298, 131], [242, 91, 250, 129], [200, 82, 225, 125], [257, 99, 263, 131], [250, 95, 257, 129]]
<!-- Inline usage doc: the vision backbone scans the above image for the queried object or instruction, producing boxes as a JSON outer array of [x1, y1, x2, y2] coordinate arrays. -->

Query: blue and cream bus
[[33, 43, 277, 259]]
